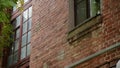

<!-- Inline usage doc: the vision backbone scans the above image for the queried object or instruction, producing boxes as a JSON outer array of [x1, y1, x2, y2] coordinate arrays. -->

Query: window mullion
[[18, 14, 23, 61]]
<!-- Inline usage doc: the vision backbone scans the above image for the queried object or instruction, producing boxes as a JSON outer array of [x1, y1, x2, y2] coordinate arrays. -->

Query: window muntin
[[74, 0, 100, 26], [20, 7, 32, 60], [8, 6, 32, 66]]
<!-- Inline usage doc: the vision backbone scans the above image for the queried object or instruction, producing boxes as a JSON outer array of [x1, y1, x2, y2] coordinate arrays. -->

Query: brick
[[29, 0, 120, 68]]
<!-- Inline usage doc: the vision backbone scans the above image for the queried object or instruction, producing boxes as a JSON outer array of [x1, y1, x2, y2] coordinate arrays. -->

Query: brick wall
[[30, 0, 120, 68], [102, 0, 120, 62]]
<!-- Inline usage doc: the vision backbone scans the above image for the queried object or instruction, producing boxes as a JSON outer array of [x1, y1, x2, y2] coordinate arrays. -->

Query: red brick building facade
[[2, 0, 120, 68]]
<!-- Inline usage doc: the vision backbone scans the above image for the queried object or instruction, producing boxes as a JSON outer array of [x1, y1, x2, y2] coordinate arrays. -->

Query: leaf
[[0, 0, 16, 7], [0, 11, 9, 23], [0, 0, 17, 56]]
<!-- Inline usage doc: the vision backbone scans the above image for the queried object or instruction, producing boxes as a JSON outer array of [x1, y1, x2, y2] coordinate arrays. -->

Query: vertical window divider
[[18, 14, 23, 61], [26, 9, 29, 57]]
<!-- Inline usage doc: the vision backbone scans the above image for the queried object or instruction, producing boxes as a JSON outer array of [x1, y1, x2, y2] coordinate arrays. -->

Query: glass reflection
[[21, 46, 26, 59], [23, 10, 28, 22], [27, 44, 30, 56], [29, 7, 32, 18], [22, 34, 27, 46], [22, 22, 27, 34]]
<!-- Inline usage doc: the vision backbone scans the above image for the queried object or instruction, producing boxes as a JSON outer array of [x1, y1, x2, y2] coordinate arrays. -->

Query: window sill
[[67, 14, 102, 44]]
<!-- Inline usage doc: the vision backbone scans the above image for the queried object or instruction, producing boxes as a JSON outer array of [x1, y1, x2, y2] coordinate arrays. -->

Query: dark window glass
[[13, 51, 18, 63], [8, 55, 13, 66], [74, 0, 100, 26], [16, 29, 20, 39], [75, 0, 88, 25]]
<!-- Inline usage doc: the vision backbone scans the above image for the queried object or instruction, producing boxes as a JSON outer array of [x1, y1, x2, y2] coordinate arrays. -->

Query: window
[[21, 7, 32, 59], [13, 0, 30, 11], [67, 0, 101, 44], [7, 6, 32, 67], [74, 0, 100, 26]]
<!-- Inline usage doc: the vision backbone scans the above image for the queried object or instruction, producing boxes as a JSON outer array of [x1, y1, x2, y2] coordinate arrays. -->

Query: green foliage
[[0, 23, 13, 47], [0, 0, 17, 56]]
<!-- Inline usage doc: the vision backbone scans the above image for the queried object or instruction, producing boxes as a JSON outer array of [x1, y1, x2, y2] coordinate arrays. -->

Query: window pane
[[22, 34, 27, 46], [14, 39, 19, 51], [29, 7, 32, 18], [16, 28, 20, 39], [22, 22, 27, 34], [8, 55, 13, 66], [24, 0, 29, 3], [13, 51, 18, 64], [90, 0, 100, 16], [10, 45, 14, 54], [16, 16, 21, 27], [23, 9, 28, 22], [13, 5, 17, 11], [76, 0, 87, 25], [27, 44, 30, 56], [21, 46, 26, 59], [27, 31, 31, 43], [28, 18, 32, 30], [117, 60, 120, 68], [12, 21, 16, 29], [13, 6, 16, 11]]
